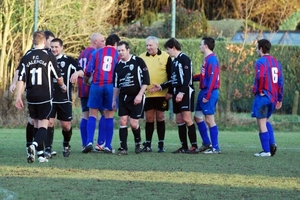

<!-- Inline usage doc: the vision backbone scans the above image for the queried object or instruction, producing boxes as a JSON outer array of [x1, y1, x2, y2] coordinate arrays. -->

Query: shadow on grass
[[0, 176, 299, 200]]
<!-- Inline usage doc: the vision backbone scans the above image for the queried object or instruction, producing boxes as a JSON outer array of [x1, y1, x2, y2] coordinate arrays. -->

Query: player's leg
[[252, 95, 271, 157], [83, 84, 100, 153], [155, 97, 168, 153], [95, 112, 106, 151], [143, 109, 155, 152], [117, 94, 129, 155], [194, 90, 211, 152], [45, 103, 57, 158], [57, 103, 73, 157], [26, 118, 34, 156], [79, 97, 89, 151]]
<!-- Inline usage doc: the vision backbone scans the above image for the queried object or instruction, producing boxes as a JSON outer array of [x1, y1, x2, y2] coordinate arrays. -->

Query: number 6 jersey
[[18, 49, 62, 104]]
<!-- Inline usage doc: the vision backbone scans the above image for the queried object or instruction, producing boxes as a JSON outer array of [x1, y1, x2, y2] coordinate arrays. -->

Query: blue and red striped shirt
[[252, 55, 284, 103], [85, 46, 119, 86], [78, 47, 95, 98], [193, 53, 220, 100]]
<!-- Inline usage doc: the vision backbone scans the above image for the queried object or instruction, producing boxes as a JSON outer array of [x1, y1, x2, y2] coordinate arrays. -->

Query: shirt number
[[30, 68, 42, 85], [102, 56, 113, 72], [271, 67, 278, 83], [79, 58, 87, 70]]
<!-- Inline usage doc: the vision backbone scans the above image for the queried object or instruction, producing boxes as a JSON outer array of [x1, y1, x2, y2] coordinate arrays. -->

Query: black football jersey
[[161, 52, 194, 94], [113, 55, 150, 95], [52, 54, 82, 103], [18, 49, 61, 103]]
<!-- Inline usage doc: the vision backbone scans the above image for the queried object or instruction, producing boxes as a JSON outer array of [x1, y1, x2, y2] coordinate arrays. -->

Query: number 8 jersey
[[85, 46, 119, 86], [18, 49, 62, 104]]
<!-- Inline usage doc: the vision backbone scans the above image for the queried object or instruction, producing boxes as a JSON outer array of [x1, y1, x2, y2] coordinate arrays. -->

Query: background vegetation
[[1, 0, 300, 128]]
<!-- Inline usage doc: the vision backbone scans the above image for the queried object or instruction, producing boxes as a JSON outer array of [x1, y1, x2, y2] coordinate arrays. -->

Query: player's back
[[90, 46, 119, 86], [20, 49, 59, 103]]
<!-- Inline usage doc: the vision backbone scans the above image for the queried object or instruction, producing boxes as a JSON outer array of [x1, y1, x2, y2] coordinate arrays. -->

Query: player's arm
[[84, 52, 95, 85], [177, 58, 192, 94], [10, 70, 19, 93], [205, 60, 219, 100]]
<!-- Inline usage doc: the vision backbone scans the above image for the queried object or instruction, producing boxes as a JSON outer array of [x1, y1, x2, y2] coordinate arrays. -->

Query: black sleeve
[[166, 57, 173, 94], [139, 57, 150, 85]]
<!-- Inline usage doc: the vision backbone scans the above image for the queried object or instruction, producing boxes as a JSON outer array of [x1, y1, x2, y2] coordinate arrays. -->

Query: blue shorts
[[195, 89, 219, 115], [251, 95, 275, 119], [87, 83, 113, 111], [80, 97, 89, 112]]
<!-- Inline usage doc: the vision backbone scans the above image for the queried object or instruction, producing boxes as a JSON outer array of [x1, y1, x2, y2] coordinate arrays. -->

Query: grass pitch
[[0, 128, 300, 200]]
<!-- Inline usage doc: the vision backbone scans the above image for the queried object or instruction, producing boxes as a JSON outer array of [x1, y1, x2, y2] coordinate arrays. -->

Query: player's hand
[[15, 98, 24, 110], [112, 101, 117, 111], [70, 73, 79, 84], [149, 84, 161, 93], [202, 97, 208, 103], [60, 84, 67, 93], [275, 101, 282, 110], [134, 95, 142, 105], [9, 84, 16, 93], [176, 93, 184, 103], [165, 93, 172, 100]]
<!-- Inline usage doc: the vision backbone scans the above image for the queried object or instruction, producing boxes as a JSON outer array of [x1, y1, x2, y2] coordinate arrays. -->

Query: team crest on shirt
[[143, 67, 148, 71], [60, 61, 66, 68], [129, 64, 134, 71]]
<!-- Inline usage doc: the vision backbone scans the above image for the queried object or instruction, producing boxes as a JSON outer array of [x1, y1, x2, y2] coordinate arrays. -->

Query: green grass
[[0, 128, 300, 200]]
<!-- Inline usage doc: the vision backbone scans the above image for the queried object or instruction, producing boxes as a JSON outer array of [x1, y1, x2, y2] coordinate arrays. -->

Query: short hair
[[51, 38, 63, 46], [257, 39, 271, 54], [90, 33, 103, 41], [164, 38, 181, 50], [202, 37, 215, 51], [117, 41, 130, 49], [106, 34, 121, 46], [33, 31, 46, 45], [44, 30, 55, 40], [146, 36, 159, 44]]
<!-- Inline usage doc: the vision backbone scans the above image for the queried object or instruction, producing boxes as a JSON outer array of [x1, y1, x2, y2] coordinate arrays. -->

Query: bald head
[[90, 33, 105, 49]]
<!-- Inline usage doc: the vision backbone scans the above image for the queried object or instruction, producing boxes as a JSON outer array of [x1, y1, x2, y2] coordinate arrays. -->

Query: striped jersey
[[18, 49, 61, 104], [78, 47, 95, 97], [85, 46, 119, 86], [52, 54, 82, 103], [193, 53, 220, 100], [252, 55, 284, 103]]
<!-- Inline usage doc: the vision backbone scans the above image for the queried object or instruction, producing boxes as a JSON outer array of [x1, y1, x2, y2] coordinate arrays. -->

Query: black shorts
[[118, 93, 145, 119], [28, 102, 52, 120], [50, 102, 72, 121], [173, 87, 194, 114], [144, 97, 169, 112]]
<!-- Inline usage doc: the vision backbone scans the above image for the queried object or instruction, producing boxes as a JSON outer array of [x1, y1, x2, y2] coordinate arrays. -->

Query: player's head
[[90, 33, 105, 49], [106, 34, 121, 47], [145, 36, 159, 56], [117, 41, 130, 61], [33, 31, 46, 47], [50, 38, 63, 56], [164, 38, 181, 57], [200, 37, 215, 52], [256, 39, 271, 56], [44, 30, 55, 49]]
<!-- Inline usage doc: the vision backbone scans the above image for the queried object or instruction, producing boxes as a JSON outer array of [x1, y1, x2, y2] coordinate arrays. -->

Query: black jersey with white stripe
[[52, 54, 81, 103], [161, 52, 194, 93], [113, 55, 150, 95], [18, 49, 61, 104]]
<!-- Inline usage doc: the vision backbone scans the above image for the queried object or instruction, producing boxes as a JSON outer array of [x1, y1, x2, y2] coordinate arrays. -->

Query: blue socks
[[86, 116, 96, 144], [196, 121, 210, 145], [97, 116, 106, 145], [266, 121, 276, 145], [105, 118, 114, 149], [80, 118, 87, 147], [259, 131, 270, 152], [210, 126, 219, 150]]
